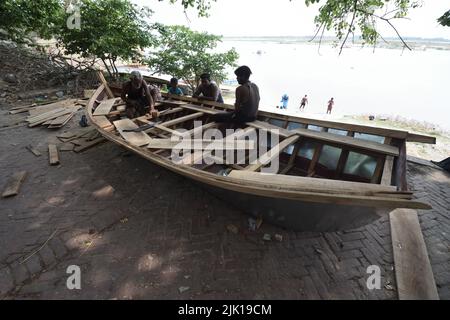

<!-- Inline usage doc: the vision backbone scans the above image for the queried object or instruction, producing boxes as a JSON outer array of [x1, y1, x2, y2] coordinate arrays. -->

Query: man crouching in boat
[[212, 65, 260, 125], [121, 71, 157, 119]]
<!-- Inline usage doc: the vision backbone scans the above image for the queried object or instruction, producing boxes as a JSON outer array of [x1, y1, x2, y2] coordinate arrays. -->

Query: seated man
[[212, 66, 260, 124], [121, 71, 157, 119], [193, 73, 224, 103], [168, 77, 184, 96]]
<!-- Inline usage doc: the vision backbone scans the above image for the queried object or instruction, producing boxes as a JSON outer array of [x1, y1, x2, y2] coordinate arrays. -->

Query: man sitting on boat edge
[[212, 65, 260, 124], [121, 71, 158, 119], [193, 73, 224, 103]]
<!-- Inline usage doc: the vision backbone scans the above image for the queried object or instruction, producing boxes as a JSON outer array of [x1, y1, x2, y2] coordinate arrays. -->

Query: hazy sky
[[134, 0, 450, 39]]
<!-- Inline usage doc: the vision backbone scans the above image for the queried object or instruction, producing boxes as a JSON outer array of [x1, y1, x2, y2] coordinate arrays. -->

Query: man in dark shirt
[[212, 66, 260, 124], [121, 71, 156, 119], [193, 73, 224, 103]]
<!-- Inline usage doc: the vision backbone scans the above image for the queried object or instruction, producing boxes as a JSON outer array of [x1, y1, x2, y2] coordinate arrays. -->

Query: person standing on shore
[[300, 95, 308, 110], [326, 97, 334, 114], [280, 94, 289, 109]]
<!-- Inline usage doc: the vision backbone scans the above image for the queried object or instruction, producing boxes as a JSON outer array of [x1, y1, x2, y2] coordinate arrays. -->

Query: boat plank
[[228, 170, 398, 194], [244, 135, 300, 172], [390, 209, 439, 300], [93, 98, 117, 116], [291, 128, 399, 156], [113, 119, 152, 147], [247, 120, 295, 138], [146, 112, 204, 132], [178, 104, 220, 115], [147, 139, 254, 150]]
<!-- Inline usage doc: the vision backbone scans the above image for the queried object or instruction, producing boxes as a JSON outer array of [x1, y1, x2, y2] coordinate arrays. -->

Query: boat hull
[[196, 181, 388, 232]]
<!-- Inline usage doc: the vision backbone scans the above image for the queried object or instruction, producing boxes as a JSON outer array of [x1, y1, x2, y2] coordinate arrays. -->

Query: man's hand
[[149, 108, 159, 119]]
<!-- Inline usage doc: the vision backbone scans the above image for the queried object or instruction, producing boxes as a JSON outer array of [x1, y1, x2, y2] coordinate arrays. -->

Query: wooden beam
[[395, 140, 408, 191], [2, 171, 27, 198], [335, 131, 354, 178], [390, 209, 439, 300], [381, 156, 394, 185], [245, 135, 300, 172], [97, 71, 115, 98], [406, 133, 436, 144], [48, 144, 60, 166]]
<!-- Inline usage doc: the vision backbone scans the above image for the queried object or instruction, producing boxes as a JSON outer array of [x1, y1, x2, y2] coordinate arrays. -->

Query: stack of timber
[[21, 98, 87, 129]]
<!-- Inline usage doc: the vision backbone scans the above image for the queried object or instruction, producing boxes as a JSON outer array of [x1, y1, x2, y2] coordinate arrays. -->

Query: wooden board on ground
[[113, 119, 152, 147], [26, 145, 42, 157], [93, 98, 117, 116], [2, 171, 27, 198], [390, 209, 439, 300], [73, 137, 106, 153], [48, 144, 60, 165], [59, 143, 75, 152]]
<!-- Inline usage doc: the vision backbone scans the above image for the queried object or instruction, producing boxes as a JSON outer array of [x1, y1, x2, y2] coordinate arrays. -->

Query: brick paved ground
[[0, 106, 448, 300]]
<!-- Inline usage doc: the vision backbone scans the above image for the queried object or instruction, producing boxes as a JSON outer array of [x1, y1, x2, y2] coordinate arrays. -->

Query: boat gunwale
[[86, 84, 431, 210]]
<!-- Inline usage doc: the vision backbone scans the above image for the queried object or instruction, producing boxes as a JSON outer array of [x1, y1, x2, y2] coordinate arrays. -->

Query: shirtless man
[[212, 65, 260, 124], [121, 71, 156, 119], [300, 95, 308, 110], [327, 97, 334, 114], [193, 73, 224, 103]]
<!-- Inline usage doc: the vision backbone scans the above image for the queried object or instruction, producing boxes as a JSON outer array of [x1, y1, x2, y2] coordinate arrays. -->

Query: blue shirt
[[168, 87, 183, 95]]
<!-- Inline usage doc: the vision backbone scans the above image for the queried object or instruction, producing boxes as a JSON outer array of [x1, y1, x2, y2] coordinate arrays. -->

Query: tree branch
[[339, 0, 358, 55]]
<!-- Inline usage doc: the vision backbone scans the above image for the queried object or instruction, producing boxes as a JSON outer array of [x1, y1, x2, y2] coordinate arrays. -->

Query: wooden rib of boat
[[86, 79, 434, 231]]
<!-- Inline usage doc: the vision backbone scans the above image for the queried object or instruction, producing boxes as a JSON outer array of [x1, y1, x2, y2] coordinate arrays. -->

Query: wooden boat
[[86, 77, 435, 231]]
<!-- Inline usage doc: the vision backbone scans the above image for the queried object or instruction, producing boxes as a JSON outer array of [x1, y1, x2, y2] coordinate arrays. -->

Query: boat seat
[[290, 127, 399, 156]]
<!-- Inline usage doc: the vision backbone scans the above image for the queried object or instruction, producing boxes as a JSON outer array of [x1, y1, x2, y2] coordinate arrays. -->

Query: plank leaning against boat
[[88, 68, 435, 231]]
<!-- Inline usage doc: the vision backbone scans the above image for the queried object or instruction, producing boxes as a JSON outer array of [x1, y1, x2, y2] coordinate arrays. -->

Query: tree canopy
[[0, 0, 62, 43], [166, 0, 449, 53], [145, 25, 239, 91], [57, 0, 156, 77]]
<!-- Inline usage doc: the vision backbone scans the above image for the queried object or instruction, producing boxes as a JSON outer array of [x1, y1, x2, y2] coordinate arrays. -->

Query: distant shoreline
[[222, 36, 450, 51]]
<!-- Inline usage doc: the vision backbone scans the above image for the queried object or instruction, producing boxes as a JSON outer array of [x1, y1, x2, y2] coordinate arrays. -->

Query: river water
[[218, 40, 450, 130]]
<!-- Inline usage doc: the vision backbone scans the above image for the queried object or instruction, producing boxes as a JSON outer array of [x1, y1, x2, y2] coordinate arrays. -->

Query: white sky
[[133, 0, 450, 39]]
